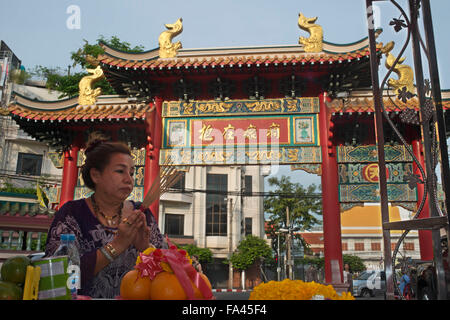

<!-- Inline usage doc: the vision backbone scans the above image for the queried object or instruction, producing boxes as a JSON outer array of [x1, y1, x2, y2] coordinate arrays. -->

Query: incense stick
[[139, 156, 185, 211]]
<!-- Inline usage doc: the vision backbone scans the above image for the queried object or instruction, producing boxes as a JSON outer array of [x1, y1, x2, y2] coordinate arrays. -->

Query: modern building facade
[[160, 165, 266, 255]]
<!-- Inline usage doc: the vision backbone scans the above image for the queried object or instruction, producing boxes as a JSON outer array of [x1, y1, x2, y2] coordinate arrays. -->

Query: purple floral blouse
[[45, 199, 164, 299]]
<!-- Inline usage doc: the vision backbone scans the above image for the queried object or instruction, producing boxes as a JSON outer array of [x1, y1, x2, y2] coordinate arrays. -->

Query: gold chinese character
[[199, 124, 214, 141], [267, 122, 280, 138], [222, 124, 235, 140], [180, 150, 192, 164], [363, 163, 380, 183], [287, 149, 299, 162], [244, 124, 257, 140]]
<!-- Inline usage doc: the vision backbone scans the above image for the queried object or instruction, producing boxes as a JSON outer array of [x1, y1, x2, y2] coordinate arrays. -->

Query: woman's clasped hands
[[115, 209, 151, 252]]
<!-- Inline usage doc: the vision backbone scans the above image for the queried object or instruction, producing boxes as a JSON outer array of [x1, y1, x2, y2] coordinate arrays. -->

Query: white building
[[0, 41, 62, 191], [160, 165, 266, 257], [341, 203, 421, 270]]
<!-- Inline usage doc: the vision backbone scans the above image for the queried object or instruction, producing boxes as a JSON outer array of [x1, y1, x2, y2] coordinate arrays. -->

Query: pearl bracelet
[[99, 246, 114, 263]]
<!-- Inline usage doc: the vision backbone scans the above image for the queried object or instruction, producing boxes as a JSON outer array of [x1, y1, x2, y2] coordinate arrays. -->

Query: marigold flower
[[249, 279, 355, 300]]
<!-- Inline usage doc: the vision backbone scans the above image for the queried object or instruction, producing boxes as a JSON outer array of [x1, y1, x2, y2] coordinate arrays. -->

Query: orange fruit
[[192, 273, 212, 299], [150, 271, 213, 300], [150, 271, 187, 300], [120, 269, 152, 300]]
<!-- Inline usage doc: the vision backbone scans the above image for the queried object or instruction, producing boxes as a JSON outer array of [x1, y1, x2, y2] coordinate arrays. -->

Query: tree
[[70, 35, 145, 69], [10, 68, 31, 85], [296, 254, 366, 274], [226, 235, 273, 271], [31, 66, 86, 98], [343, 254, 366, 273], [296, 256, 324, 270], [264, 175, 322, 254], [31, 35, 145, 98], [179, 244, 213, 263]]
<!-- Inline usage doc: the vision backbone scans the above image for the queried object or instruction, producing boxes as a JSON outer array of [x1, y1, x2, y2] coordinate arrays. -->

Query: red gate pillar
[[319, 93, 343, 284], [144, 97, 163, 222], [412, 139, 433, 260], [59, 145, 79, 208]]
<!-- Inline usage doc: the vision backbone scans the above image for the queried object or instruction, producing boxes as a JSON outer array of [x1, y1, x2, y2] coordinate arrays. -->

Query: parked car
[[352, 270, 386, 297]]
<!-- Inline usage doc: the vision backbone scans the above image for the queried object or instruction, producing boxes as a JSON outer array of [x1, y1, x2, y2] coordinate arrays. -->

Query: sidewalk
[[212, 288, 253, 292]]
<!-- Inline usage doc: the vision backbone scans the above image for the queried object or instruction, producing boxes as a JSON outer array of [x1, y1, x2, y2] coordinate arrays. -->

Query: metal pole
[[365, 0, 394, 300], [228, 198, 233, 290], [408, 0, 447, 300], [277, 232, 281, 281], [286, 206, 292, 280], [421, 0, 450, 234]]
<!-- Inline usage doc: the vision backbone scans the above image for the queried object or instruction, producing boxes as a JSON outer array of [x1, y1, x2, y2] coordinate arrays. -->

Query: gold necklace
[[91, 194, 123, 227]]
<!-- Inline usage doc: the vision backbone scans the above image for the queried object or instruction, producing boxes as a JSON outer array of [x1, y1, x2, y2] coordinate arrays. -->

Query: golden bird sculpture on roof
[[78, 65, 104, 106], [298, 13, 323, 53], [158, 18, 183, 59], [382, 41, 415, 95]]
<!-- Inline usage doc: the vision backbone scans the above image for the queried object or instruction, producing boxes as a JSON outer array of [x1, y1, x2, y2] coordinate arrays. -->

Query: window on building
[[171, 171, 186, 191], [342, 242, 348, 251], [354, 243, 365, 251], [244, 217, 252, 236], [244, 175, 252, 196], [371, 242, 381, 251], [16, 153, 43, 176], [403, 242, 415, 251], [164, 214, 184, 236], [206, 174, 228, 236]]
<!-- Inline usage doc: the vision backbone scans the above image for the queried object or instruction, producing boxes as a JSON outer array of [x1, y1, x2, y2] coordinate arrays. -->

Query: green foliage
[[296, 256, 325, 270], [70, 35, 144, 69], [31, 35, 145, 98], [264, 175, 322, 254], [0, 181, 36, 196], [295, 254, 366, 273], [226, 235, 273, 271], [179, 244, 213, 263], [31, 66, 85, 99], [343, 254, 366, 273], [10, 69, 31, 84], [30, 233, 47, 252]]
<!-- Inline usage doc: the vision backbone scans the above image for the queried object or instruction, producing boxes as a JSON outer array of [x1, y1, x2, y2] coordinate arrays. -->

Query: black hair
[[80, 132, 132, 190]]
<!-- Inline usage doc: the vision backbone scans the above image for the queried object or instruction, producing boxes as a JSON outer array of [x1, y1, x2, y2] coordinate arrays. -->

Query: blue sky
[[2, 0, 449, 86], [2, 0, 449, 187]]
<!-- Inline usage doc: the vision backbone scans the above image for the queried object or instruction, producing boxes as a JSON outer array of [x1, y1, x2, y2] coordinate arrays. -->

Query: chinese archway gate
[[7, 14, 450, 287]]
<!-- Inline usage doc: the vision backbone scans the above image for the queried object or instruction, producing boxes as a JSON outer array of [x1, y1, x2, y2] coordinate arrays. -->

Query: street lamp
[[277, 227, 291, 279], [281, 226, 301, 280], [275, 207, 303, 281], [274, 231, 285, 281]]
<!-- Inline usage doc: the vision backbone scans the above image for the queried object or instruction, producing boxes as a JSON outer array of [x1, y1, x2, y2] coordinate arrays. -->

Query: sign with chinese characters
[[191, 118, 290, 146], [160, 146, 322, 166], [338, 162, 413, 184], [161, 98, 320, 166], [337, 145, 417, 205], [162, 116, 319, 165], [164, 115, 318, 148], [162, 98, 319, 117]]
